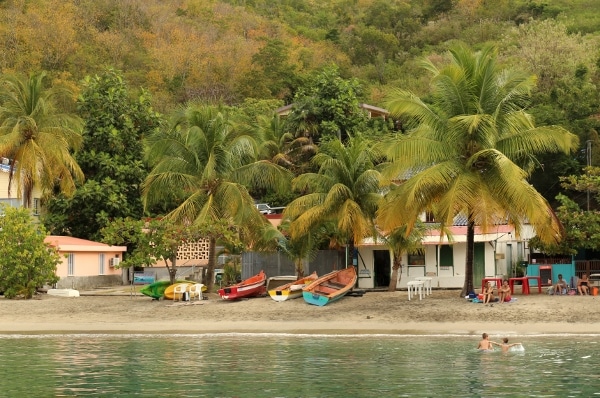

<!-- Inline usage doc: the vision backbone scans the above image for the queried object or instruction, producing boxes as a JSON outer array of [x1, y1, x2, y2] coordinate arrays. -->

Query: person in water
[[477, 333, 496, 350], [492, 338, 522, 353]]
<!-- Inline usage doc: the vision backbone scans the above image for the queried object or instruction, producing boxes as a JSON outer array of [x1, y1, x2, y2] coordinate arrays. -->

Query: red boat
[[218, 270, 267, 300]]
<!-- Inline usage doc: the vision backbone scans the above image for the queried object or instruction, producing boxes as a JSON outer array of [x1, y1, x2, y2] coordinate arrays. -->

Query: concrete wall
[[55, 274, 122, 290]]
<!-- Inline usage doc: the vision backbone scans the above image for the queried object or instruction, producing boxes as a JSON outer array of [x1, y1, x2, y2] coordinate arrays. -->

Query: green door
[[473, 242, 486, 288]]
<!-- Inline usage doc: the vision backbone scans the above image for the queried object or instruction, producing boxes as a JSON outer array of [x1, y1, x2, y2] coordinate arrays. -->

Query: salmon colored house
[[44, 236, 127, 289]]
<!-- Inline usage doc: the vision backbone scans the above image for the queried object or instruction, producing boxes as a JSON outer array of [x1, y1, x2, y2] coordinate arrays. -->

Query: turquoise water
[[0, 334, 598, 397]]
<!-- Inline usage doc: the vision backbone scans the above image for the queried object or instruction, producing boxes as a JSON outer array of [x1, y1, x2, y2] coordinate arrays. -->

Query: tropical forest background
[[2, 0, 600, 292]]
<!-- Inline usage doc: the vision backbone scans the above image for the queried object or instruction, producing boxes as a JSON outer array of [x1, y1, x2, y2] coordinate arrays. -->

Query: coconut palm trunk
[[463, 220, 476, 297]]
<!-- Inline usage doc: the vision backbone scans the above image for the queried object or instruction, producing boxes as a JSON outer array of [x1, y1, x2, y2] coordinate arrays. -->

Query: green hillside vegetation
[[0, 0, 597, 112], [0, 0, 597, 231]]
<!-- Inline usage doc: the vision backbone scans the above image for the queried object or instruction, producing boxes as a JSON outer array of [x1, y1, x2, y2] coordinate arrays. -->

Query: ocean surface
[[0, 333, 598, 397]]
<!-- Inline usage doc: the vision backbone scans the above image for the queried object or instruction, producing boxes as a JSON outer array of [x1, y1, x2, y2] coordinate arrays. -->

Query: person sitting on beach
[[498, 280, 511, 303], [477, 333, 496, 350], [554, 274, 568, 295], [578, 273, 590, 295], [482, 282, 495, 304], [491, 338, 522, 352]]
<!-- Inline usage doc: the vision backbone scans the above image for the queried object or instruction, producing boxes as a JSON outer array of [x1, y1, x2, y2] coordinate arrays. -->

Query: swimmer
[[491, 337, 522, 352], [477, 333, 496, 351]]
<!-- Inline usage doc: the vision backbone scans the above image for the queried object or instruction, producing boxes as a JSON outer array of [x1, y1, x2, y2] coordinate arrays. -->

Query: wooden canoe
[[268, 271, 318, 302], [302, 267, 357, 306], [218, 270, 267, 300]]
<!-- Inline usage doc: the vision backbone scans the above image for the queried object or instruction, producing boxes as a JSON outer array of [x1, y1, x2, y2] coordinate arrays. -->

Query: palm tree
[[284, 135, 383, 267], [381, 222, 427, 292], [142, 104, 291, 292], [377, 44, 579, 297], [0, 72, 83, 207]]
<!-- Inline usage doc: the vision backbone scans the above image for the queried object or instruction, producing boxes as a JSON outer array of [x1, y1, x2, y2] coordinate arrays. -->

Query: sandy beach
[[1, 287, 599, 336]]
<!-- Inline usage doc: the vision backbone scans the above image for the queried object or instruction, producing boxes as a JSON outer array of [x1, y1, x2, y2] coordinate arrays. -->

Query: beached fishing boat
[[268, 271, 318, 302], [218, 270, 267, 300], [302, 267, 357, 306]]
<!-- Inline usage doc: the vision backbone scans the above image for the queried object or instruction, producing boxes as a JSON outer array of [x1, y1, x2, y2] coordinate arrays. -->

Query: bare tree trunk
[[461, 220, 475, 297], [388, 255, 402, 292], [204, 236, 217, 292], [166, 256, 177, 284]]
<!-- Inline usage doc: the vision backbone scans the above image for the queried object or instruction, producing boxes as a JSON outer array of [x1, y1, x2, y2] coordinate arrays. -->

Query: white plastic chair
[[173, 284, 187, 302], [189, 283, 204, 301]]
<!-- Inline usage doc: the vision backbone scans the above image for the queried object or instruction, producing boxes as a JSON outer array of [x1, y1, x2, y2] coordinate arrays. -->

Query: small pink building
[[44, 236, 127, 289]]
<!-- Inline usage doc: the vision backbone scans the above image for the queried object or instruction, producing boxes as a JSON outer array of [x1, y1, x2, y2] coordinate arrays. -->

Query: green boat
[[140, 280, 178, 300]]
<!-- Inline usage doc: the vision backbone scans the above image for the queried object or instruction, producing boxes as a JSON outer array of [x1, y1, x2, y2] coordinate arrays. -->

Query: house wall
[[356, 227, 530, 290], [54, 250, 124, 290]]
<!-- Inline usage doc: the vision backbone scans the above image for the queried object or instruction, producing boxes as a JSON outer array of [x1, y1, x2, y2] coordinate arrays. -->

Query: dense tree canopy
[[43, 69, 162, 240]]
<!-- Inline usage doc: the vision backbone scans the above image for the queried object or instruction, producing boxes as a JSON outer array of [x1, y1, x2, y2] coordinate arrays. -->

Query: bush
[[0, 206, 60, 299]]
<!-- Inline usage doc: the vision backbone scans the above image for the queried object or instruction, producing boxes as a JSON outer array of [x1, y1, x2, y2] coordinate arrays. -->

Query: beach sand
[[1, 287, 598, 335]]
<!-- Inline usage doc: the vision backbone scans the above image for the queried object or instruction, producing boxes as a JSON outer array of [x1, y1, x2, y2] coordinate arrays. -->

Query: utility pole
[[587, 140, 592, 211]]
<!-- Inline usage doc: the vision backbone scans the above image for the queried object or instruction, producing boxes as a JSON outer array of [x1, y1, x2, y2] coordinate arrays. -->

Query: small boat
[[302, 267, 357, 306], [163, 282, 206, 300], [268, 271, 318, 302], [140, 280, 172, 300], [218, 270, 267, 300], [140, 280, 202, 300]]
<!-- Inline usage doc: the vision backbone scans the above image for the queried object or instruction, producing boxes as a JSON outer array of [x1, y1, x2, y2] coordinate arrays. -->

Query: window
[[33, 198, 40, 216], [67, 253, 75, 276], [440, 245, 454, 268], [408, 253, 425, 265], [99, 253, 105, 275]]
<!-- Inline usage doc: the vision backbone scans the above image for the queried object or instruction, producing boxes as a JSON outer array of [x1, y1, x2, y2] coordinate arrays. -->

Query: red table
[[525, 276, 542, 294], [509, 277, 528, 294], [481, 277, 503, 293], [508, 276, 542, 295]]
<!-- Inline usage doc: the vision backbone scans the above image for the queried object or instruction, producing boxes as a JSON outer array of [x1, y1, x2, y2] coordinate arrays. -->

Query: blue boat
[[302, 267, 357, 306]]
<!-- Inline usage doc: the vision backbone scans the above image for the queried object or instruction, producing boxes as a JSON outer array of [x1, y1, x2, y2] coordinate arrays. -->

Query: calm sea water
[[0, 334, 598, 397]]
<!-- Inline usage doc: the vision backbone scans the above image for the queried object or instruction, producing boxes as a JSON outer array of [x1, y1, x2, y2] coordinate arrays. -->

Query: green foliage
[[43, 69, 162, 240], [286, 65, 368, 142], [0, 206, 60, 299], [101, 217, 242, 284], [222, 261, 241, 285], [378, 43, 579, 296], [0, 71, 84, 207], [529, 193, 600, 255]]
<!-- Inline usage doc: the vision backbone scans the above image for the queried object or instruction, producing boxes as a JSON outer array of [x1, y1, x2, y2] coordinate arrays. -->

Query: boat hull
[[268, 272, 318, 302], [218, 270, 267, 300], [302, 267, 357, 307], [164, 282, 204, 300]]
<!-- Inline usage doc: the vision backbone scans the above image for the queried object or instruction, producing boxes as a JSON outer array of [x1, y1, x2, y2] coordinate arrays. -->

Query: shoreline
[[1, 288, 599, 336]]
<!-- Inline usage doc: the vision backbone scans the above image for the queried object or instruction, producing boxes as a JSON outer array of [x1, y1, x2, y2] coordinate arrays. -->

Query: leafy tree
[[43, 69, 162, 240], [377, 43, 579, 297], [531, 166, 600, 255], [286, 65, 368, 143], [0, 71, 84, 208], [142, 104, 291, 291], [284, 135, 382, 265], [0, 206, 60, 299], [529, 193, 600, 256], [101, 217, 241, 284]]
